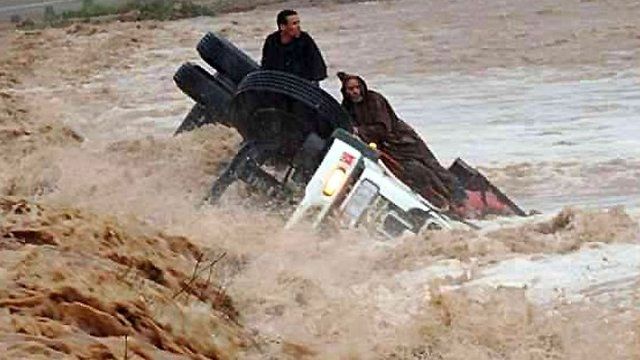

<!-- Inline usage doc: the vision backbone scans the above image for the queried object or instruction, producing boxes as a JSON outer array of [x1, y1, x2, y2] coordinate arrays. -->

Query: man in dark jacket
[[261, 10, 327, 83], [337, 71, 460, 209]]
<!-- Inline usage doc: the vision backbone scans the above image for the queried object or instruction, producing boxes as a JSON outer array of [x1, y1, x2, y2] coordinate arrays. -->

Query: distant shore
[[0, 0, 130, 21]]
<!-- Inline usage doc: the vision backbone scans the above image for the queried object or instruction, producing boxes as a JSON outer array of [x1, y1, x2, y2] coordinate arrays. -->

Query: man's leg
[[398, 159, 451, 209]]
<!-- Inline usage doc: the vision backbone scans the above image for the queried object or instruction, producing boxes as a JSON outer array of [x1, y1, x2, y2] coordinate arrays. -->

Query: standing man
[[261, 9, 328, 84]]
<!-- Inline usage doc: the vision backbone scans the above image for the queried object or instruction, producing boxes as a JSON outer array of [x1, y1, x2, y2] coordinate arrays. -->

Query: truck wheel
[[213, 71, 237, 94], [197, 32, 260, 85], [230, 70, 352, 139], [173, 62, 232, 109]]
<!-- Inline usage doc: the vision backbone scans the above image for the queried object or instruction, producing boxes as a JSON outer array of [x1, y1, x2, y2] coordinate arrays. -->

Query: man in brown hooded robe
[[337, 71, 461, 209]]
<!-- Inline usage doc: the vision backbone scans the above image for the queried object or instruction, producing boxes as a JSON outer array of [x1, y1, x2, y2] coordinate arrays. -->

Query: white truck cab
[[286, 129, 459, 238]]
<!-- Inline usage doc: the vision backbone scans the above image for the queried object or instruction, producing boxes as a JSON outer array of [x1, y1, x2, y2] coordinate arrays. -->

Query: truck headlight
[[323, 168, 347, 196]]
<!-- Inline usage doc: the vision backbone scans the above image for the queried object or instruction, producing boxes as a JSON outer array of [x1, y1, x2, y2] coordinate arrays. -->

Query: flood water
[[364, 67, 640, 212], [3, 1, 640, 357]]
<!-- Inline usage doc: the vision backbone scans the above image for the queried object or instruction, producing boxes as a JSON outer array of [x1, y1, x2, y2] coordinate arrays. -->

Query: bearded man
[[337, 71, 462, 209]]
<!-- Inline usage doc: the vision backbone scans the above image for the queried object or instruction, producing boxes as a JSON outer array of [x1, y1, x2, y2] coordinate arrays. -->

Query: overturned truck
[[173, 33, 526, 238]]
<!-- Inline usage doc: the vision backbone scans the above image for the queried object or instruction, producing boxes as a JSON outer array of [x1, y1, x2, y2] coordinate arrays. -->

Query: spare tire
[[196, 32, 260, 84], [173, 62, 232, 109], [230, 70, 352, 140]]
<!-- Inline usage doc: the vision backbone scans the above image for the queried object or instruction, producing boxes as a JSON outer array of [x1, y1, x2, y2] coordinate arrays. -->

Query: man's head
[[345, 78, 363, 103], [338, 72, 365, 103], [277, 10, 301, 39]]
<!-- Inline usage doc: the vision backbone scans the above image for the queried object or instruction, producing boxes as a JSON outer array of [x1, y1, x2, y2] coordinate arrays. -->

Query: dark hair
[[276, 9, 297, 27]]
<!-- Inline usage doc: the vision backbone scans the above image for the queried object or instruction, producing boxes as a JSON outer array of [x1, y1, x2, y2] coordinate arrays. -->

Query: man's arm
[[304, 33, 327, 81], [356, 93, 395, 144], [260, 38, 269, 68], [261, 34, 275, 69], [357, 123, 388, 145]]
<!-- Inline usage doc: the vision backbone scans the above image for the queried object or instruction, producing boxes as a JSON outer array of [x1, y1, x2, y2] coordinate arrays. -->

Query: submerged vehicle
[[173, 33, 526, 238]]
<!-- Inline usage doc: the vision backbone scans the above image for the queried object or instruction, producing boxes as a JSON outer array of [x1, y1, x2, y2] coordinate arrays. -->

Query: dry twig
[[172, 252, 227, 300]]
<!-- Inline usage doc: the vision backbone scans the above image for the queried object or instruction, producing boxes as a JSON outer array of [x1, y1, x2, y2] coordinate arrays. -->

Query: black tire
[[231, 70, 352, 137], [173, 62, 232, 109], [197, 32, 260, 85], [213, 71, 237, 94]]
